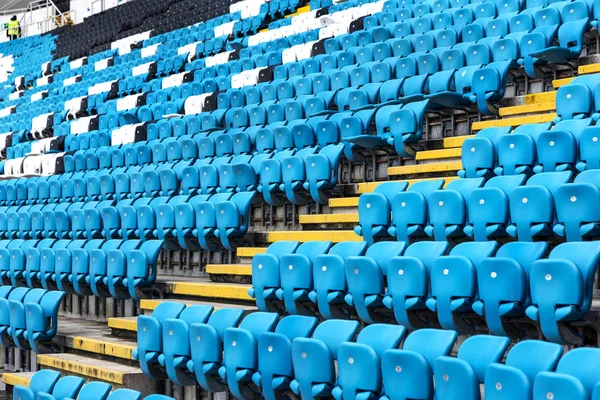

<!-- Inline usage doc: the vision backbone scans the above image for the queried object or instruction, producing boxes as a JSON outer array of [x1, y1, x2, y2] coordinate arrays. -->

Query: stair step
[[237, 247, 266, 257], [108, 317, 138, 332], [57, 319, 137, 360], [552, 77, 572, 88], [387, 161, 462, 177], [37, 353, 155, 392], [329, 197, 359, 208], [443, 135, 474, 149], [523, 91, 557, 104], [267, 230, 361, 242], [206, 264, 252, 275], [415, 147, 461, 161], [300, 213, 359, 224], [357, 176, 459, 194], [579, 63, 600, 74], [499, 102, 556, 117], [2, 371, 34, 388], [163, 281, 253, 301], [472, 113, 556, 131]]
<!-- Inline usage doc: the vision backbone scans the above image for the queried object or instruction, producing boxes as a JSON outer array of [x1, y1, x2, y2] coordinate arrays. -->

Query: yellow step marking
[[552, 77, 573, 88], [499, 102, 556, 117], [299, 213, 359, 224], [37, 354, 135, 385], [108, 317, 137, 332], [524, 91, 556, 104], [170, 282, 252, 300], [267, 230, 362, 242], [388, 161, 462, 176], [71, 336, 135, 360], [2, 372, 33, 387], [206, 264, 252, 275], [357, 176, 459, 193], [415, 147, 461, 161], [443, 135, 475, 148], [578, 63, 600, 74], [329, 197, 359, 208], [237, 247, 266, 257], [472, 113, 556, 131]]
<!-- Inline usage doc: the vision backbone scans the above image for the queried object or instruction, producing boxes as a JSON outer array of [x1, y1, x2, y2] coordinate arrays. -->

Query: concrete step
[[36, 353, 157, 394], [356, 176, 459, 194], [56, 318, 137, 361], [415, 147, 461, 161], [108, 317, 138, 333], [299, 213, 359, 225], [387, 161, 462, 177], [472, 113, 556, 131], [2, 371, 34, 389], [159, 280, 254, 303], [206, 264, 251, 276], [267, 230, 361, 242]]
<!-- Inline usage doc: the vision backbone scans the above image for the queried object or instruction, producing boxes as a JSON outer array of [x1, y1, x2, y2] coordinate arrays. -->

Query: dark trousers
[[8, 34, 17, 41]]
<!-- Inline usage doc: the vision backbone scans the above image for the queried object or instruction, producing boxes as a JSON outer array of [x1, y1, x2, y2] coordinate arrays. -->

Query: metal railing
[[0, 0, 73, 39]]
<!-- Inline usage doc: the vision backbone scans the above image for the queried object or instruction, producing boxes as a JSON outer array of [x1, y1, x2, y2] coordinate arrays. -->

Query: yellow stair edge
[[388, 161, 462, 177], [2, 372, 33, 387], [37, 354, 141, 385], [329, 197, 359, 208], [170, 282, 252, 301], [206, 264, 252, 275], [524, 91, 556, 105], [553, 77, 573, 88], [443, 135, 474, 148], [108, 317, 137, 332], [579, 63, 600, 74], [499, 102, 556, 117], [357, 176, 459, 194], [415, 147, 461, 161], [472, 113, 556, 131], [299, 213, 359, 224], [285, 4, 310, 17], [237, 247, 266, 257], [71, 336, 135, 360], [268, 230, 362, 242]]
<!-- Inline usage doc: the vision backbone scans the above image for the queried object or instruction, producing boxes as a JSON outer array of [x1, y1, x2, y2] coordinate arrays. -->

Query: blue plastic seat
[[249, 241, 300, 312], [332, 324, 405, 400], [388, 179, 445, 241], [472, 242, 548, 336], [69, 382, 113, 400], [133, 301, 186, 379], [485, 340, 563, 400], [161, 304, 214, 385], [434, 335, 510, 400], [554, 169, 600, 240], [308, 242, 368, 320], [381, 329, 458, 400], [464, 175, 527, 241], [290, 320, 360, 399], [345, 242, 408, 324], [507, 171, 573, 241], [527, 241, 600, 344], [354, 181, 409, 244], [107, 389, 143, 400], [534, 118, 592, 173], [577, 126, 600, 171], [384, 241, 450, 330], [426, 178, 486, 241], [276, 241, 333, 315], [426, 241, 498, 333], [533, 348, 600, 400], [251, 315, 318, 400], [34, 376, 85, 400], [459, 127, 512, 179]]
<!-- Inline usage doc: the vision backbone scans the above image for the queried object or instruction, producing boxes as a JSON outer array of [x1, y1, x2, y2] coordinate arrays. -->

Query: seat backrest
[[457, 335, 510, 382], [373, 181, 410, 201], [494, 242, 548, 274], [266, 240, 300, 258], [445, 177, 486, 198], [505, 340, 563, 382], [311, 320, 360, 357], [29, 369, 61, 395], [152, 302, 186, 323], [355, 324, 405, 358], [477, 126, 511, 146], [406, 179, 445, 196], [295, 241, 334, 261], [328, 241, 368, 259], [106, 388, 143, 400], [75, 382, 113, 400], [574, 169, 600, 187], [403, 241, 450, 271], [51, 376, 85, 399], [179, 305, 214, 326], [483, 174, 527, 192], [449, 241, 498, 265], [525, 171, 573, 194], [274, 315, 319, 340], [365, 241, 408, 268], [556, 348, 600, 394], [237, 312, 279, 339], [402, 329, 458, 366], [206, 308, 246, 339]]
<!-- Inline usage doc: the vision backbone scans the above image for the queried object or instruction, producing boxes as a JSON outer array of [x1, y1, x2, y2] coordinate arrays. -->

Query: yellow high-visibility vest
[[7, 20, 19, 36]]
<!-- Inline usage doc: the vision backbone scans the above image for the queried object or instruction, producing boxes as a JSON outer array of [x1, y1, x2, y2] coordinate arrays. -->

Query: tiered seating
[[133, 305, 600, 400], [0, 286, 63, 353], [14, 369, 175, 400]]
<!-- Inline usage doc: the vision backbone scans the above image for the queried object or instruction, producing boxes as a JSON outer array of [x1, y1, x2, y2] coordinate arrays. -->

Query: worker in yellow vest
[[7, 16, 20, 41]]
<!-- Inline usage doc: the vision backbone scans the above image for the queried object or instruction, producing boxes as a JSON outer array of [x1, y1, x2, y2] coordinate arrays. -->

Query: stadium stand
[[3, 0, 600, 397]]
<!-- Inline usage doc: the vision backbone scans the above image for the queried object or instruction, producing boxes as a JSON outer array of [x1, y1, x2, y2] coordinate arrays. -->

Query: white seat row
[[117, 93, 146, 112], [111, 123, 146, 146], [88, 79, 118, 96], [63, 75, 81, 87]]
